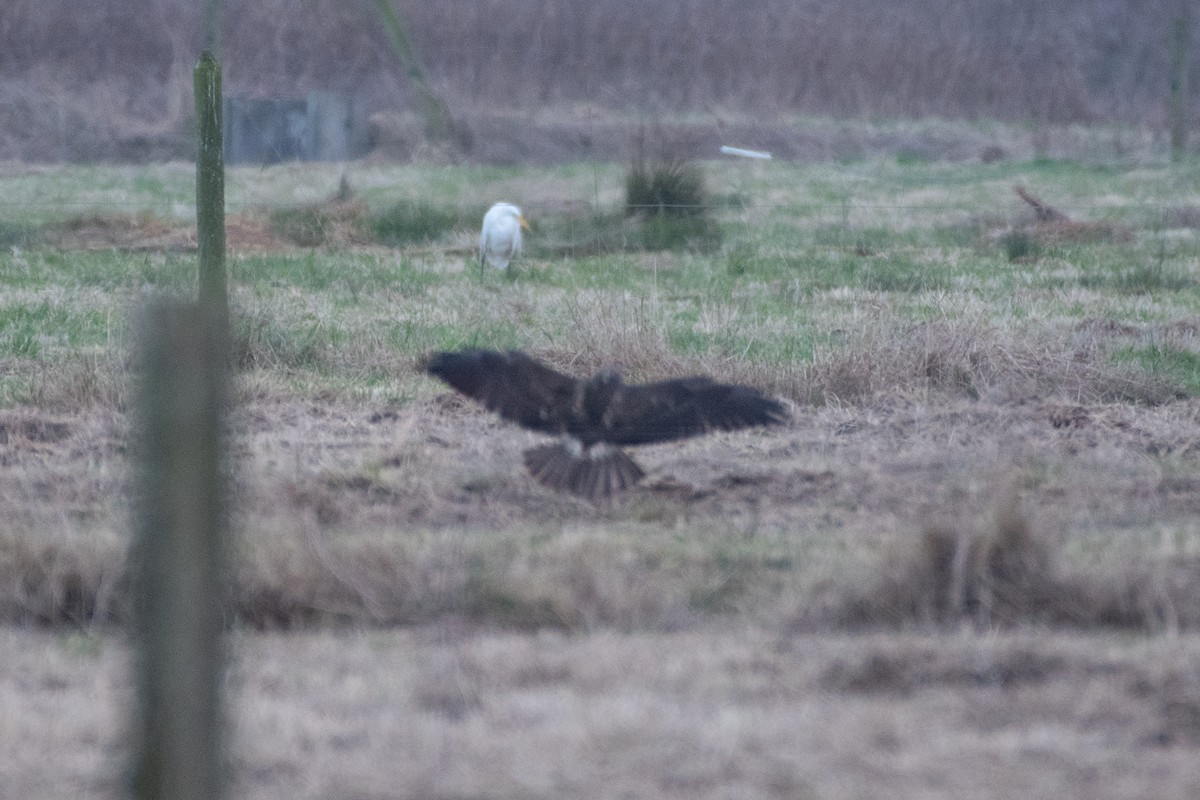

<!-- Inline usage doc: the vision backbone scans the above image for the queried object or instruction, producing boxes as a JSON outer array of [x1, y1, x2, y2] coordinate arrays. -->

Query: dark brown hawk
[[422, 348, 788, 501]]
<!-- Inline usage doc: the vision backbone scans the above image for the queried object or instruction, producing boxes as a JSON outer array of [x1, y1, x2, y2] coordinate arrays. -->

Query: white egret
[[479, 202, 530, 271]]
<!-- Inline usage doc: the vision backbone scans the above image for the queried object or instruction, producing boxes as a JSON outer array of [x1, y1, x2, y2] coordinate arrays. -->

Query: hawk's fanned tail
[[523, 443, 645, 501]]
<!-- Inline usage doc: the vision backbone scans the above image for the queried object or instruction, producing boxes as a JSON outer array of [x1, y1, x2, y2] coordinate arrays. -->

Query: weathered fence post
[[195, 51, 227, 318], [204, 0, 221, 56], [1170, 11, 1190, 161], [130, 47, 232, 800], [130, 302, 229, 800]]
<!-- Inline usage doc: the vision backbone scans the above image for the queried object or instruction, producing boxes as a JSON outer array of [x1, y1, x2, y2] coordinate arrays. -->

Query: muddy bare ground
[[3, 390, 1200, 797]]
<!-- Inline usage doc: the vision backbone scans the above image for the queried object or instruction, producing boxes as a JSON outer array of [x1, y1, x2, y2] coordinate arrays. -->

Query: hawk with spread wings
[[422, 348, 788, 501]]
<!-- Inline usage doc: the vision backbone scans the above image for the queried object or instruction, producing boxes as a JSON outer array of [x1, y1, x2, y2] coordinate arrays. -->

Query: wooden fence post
[[131, 48, 232, 800], [195, 51, 227, 318], [204, 0, 222, 56], [130, 301, 229, 800]]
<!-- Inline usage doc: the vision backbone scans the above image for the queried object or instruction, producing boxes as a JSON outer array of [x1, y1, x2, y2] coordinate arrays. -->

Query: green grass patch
[[529, 212, 635, 259], [787, 251, 951, 293], [533, 210, 721, 257], [1112, 344, 1200, 394], [0, 220, 39, 249], [637, 214, 722, 252], [1079, 261, 1197, 293], [369, 200, 470, 246], [0, 250, 194, 290], [231, 252, 427, 299]]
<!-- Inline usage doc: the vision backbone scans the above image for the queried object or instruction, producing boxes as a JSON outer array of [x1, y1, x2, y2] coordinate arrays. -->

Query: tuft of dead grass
[[834, 490, 1053, 628], [20, 353, 129, 412], [833, 487, 1200, 632], [0, 413, 72, 444], [0, 527, 126, 627], [268, 180, 373, 248]]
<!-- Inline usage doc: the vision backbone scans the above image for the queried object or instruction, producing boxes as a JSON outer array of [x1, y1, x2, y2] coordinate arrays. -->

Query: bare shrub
[[4, 0, 1188, 161]]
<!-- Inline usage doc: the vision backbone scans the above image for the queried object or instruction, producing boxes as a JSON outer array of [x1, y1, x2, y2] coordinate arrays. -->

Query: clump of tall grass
[[999, 229, 1039, 262], [229, 303, 331, 372], [852, 492, 1057, 627], [624, 126, 720, 252]]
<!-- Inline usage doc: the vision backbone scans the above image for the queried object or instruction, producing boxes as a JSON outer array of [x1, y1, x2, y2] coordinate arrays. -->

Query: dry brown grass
[[5, 385, 1200, 636], [8, 354, 129, 415], [7, 222, 1200, 794], [748, 318, 1185, 408], [34, 210, 311, 253], [6, 626, 1200, 799], [505, 288, 1188, 412], [834, 488, 1200, 632]]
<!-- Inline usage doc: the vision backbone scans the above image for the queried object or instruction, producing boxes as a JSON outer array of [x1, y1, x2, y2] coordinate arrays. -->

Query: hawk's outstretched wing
[[600, 377, 788, 445], [422, 349, 581, 435], [423, 349, 789, 501]]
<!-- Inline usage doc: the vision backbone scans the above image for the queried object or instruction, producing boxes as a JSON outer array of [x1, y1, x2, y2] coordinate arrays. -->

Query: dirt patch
[[226, 212, 294, 252], [42, 210, 298, 252], [46, 212, 183, 251]]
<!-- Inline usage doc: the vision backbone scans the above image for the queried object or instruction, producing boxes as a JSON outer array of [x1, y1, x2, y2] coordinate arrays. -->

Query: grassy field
[[3, 152, 1200, 797]]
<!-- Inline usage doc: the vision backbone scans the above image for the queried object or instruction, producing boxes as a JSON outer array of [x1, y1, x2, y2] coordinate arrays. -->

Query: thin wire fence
[[0, 200, 1195, 215]]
